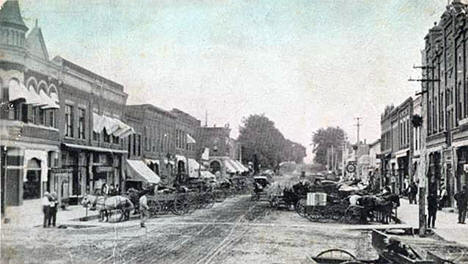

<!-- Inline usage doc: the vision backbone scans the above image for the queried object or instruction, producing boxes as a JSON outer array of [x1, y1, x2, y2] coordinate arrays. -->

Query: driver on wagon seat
[[293, 172, 309, 196]]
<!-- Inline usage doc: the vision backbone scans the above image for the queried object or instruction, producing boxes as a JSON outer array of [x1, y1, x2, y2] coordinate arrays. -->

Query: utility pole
[[355, 117, 361, 144], [409, 61, 439, 237]]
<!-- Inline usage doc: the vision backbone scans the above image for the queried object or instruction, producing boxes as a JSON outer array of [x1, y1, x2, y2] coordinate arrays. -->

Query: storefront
[[61, 143, 126, 199]]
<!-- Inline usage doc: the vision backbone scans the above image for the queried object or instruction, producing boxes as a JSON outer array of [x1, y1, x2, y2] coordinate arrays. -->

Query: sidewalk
[[398, 199, 468, 247], [1, 199, 98, 229]]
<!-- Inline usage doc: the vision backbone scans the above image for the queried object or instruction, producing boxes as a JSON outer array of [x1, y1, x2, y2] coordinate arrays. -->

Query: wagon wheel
[[183, 194, 197, 214], [305, 206, 322, 222], [148, 200, 162, 216], [200, 193, 210, 209], [342, 206, 360, 224], [204, 192, 216, 209], [295, 199, 307, 218], [172, 195, 187, 215], [315, 249, 357, 261]]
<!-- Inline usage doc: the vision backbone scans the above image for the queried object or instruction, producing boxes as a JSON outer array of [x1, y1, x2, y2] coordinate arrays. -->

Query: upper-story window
[[78, 108, 86, 139], [103, 129, 110, 143], [65, 104, 74, 137]]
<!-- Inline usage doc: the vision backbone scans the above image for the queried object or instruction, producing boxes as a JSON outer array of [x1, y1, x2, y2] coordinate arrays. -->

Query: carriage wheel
[[315, 249, 357, 261], [295, 199, 307, 218], [172, 195, 187, 215]]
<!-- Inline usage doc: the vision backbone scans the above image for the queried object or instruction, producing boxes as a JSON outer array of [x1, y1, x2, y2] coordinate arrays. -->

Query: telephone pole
[[409, 60, 439, 237], [355, 117, 361, 144]]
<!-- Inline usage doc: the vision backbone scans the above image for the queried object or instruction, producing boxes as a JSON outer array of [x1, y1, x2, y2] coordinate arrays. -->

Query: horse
[[356, 194, 400, 224], [81, 194, 134, 222]]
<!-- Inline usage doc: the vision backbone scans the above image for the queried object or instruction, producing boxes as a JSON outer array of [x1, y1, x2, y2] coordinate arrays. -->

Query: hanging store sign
[[346, 163, 356, 173], [95, 166, 114, 173]]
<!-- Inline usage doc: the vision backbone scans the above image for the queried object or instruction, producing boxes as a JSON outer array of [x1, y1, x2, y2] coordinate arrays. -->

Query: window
[[113, 135, 119, 144], [138, 134, 141, 156], [65, 105, 74, 137], [103, 129, 110, 143], [48, 110, 55, 128], [78, 108, 85, 139], [93, 132, 100, 141], [132, 134, 136, 156]]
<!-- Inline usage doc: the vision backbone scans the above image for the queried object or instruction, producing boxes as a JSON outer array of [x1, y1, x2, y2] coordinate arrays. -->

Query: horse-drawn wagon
[[279, 180, 400, 224]]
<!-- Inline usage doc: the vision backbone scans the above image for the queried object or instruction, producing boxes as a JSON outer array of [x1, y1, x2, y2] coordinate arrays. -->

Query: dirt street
[[1, 194, 383, 264]]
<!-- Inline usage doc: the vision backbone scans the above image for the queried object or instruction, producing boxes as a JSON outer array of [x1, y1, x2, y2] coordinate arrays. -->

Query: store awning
[[228, 159, 243, 172], [126, 159, 160, 184], [8, 81, 29, 102], [186, 133, 196, 144], [63, 143, 127, 154], [144, 158, 160, 165], [26, 85, 46, 106], [176, 155, 186, 162], [38, 89, 59, 109], [223, 159, 237, 173], [92, 113, 134, 138], [233, 160, 248, 172], [200, 170, 216, 179]]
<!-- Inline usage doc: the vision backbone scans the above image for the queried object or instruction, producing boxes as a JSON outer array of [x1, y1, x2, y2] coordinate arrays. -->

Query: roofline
[[52, 56, 124, 91], [126, 104, 176, 118]]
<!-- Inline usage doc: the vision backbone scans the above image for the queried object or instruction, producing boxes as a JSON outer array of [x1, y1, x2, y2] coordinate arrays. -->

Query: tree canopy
[[238, 114, 306, 171], [312, 127, 346, 165]]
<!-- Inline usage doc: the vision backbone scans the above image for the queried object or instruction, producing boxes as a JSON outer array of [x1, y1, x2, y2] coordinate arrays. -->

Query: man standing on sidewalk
[[427, 194, 438, 229], [408, 181, 418, 204], [42, 192, 51, 228], [139, 190, 150, 228], [454, 185, 468, 224]]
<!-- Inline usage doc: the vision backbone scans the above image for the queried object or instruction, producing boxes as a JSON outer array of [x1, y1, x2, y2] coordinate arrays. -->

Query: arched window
[[37, 83, 48, 125]]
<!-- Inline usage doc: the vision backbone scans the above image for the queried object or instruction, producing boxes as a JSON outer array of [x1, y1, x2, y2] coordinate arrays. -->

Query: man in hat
[[42, 192, 51, 228], [454, 185, 468, 224], [48, 192, 58, 227]]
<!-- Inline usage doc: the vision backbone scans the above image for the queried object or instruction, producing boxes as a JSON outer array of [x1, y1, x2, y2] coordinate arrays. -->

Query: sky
[[7, 0, 452, 161]]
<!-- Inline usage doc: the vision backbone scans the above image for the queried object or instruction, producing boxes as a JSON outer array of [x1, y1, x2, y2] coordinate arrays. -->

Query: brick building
[[380, 97, 414, 194], [125, 104, 175, 187], [0, 0, 134, 213], [1, 0, 61, 209], [422, 0, 468, 204], [53, 57, 132, 201]]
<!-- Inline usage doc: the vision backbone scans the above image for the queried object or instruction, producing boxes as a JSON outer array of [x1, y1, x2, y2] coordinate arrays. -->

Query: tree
[[312, 127, 346, 166], [238, 114, 306, 171]]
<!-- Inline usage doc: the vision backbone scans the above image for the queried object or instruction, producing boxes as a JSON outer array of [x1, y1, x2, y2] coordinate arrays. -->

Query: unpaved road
[[5, 192, 464, 264]]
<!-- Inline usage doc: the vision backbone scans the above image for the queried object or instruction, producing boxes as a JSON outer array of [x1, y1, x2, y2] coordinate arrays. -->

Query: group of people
[[42, 191, 59, 228], [426, 185, 468, 228]]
